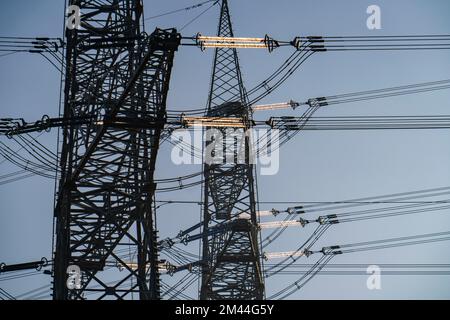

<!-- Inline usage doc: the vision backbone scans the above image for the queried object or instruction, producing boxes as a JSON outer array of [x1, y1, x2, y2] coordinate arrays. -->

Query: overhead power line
[[145, 0, 219, 21], [269, 229, 450, 299], [3, 0, 450, 301]]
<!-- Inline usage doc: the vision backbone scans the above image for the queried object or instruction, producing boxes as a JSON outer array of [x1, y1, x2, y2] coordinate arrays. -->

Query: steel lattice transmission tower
[[200, 0, 265, 299], [52, 0, 180, 300]]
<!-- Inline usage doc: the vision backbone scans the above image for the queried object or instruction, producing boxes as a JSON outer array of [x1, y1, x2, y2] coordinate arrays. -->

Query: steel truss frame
[[200, 0, 265, 300], [53, 0, 180, 300]]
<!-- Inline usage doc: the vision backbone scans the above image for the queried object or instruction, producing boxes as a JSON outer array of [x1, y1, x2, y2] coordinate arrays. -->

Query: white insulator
[[238, 213, 251, 219], [182, 116, 246, 128], [238, 211, 273, 219], [197, 36, 265, 42], [257, 210, 273, 217], [119, 262, 169, 272], [202, 43, 266, 49], [252, 102, 292, 111], [259, 220, 303, 229], [264, 250, 305, 260]]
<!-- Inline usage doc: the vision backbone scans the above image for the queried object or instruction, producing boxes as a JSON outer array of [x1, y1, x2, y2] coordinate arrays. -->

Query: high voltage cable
[[295, 80, 450, 108], [268, 255, 334, 299], [0, 270, 43, 282], [0, 140, 57, 178], [0, 51, 19, 59], [270, 188, 450, 215], [161, 280, 194, 300], [3, 8, 450, 300], [164, 273, 198, 300], [158, 186, 450, 249], [0, 171, 37, 186], [322, 230, 450, 255], [266, 115, 450, 130], [165, 115, 450, 160], [169, 115, 450, 160], [179, 1, 220, 32], [167, 78, 450, 114], [260, 189, 450, 259], [316, 79, 450, 102], [145, 0, 218, 21], [266, 263, 450, 268], [15, 284, 51, 300], [215, 35, 450, 106], [269, 230, 450, 299], [0, 36, 64, 72], [164, 76, 450, 160], [0, 288, 16, 300], [249, 52, 315, 105], [263, 194, 450, 276], [0, 36, 60, 40], [260, 201, 450, 245]]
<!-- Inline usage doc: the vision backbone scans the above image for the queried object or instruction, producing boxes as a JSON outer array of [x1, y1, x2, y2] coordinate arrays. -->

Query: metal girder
[[201, 0, 264, 300], [53, 0, 180, 300]]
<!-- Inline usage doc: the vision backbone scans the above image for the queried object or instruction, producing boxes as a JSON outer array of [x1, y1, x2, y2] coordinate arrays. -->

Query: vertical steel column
[[201, 0, 264, 300]]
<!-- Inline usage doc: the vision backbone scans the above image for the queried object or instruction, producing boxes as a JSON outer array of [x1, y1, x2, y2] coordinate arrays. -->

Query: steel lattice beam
[[53, 0, 180, 300], [200, 0, 265, 300]]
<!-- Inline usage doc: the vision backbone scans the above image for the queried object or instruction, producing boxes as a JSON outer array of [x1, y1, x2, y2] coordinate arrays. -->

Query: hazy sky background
[[1, 0, 450, 299]]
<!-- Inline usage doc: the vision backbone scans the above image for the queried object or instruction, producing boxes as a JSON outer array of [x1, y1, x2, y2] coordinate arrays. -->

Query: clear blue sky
[[1, 0, 450, 299]]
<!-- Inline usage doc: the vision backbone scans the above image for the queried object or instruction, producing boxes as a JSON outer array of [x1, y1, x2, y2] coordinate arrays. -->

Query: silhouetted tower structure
[[200, 0, 265, 299], [52, 0, 180, 299]]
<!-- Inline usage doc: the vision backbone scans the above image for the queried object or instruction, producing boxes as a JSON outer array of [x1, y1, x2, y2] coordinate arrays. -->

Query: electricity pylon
[[52, 0, 180, 299], [200, 0, 265, 300]]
